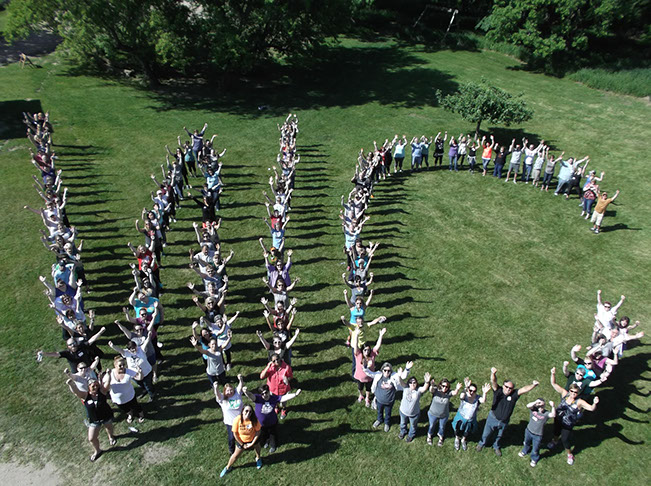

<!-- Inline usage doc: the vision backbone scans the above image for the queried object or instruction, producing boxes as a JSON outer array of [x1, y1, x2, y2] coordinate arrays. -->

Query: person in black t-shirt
[[39, 338, 93, 372], [476, 367, 539, 456]]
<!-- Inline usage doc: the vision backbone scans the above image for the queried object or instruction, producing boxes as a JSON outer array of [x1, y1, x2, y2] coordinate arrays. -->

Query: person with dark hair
[[399, 372, 431, 442], [427, 377, 462, 446], [364, 360, 412, 432], [451, 379, 491, 451], [352, 327, 386, 406], [190, 334, 231, 388], [242, 384, 302, 453], [66, 376, 117, 462], [590, 190, 620, 234], [220, 405, 263, 477], [518, 398, 555, 467], [476, 367, 539, 456], [549, 368, 599, 465]]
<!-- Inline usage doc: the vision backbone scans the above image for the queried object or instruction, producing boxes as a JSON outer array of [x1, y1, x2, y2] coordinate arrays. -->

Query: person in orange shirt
[[220, 405, 262, 477]]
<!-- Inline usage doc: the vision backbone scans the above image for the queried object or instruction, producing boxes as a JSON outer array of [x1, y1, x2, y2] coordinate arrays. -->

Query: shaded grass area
[[0, 38, 650, 485]]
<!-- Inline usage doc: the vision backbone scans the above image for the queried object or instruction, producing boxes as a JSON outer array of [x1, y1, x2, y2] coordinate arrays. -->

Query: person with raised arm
[[352, 327, 386, 407], [590, 189, 620, 234], [66, 375, 117, 462], [433, 131, 447, 169], [521, 139, 545, 183], [531, 145, 548, 187], [256, 328, 299, 365], [363, 360, 413, 432], [548, 367, 599, 465], [481, 134, 495, 176], [426, 377, 462, 447], [504, 138, 525, 184], [392, 135, 407, 173], [451, 379, 491, 451], [554, 156, 588, 196], [214, 374, 245, 455], [190, 334, 230, 388], [476, 367, 539, 456], [242, 384, 302, 454], [399, 372, 431, 442], [540, 151, 564, 192], [518, 398, 555, 467]]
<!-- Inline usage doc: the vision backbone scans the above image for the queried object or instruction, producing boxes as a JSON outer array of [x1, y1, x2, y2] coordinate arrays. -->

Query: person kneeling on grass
[[518, 398, 555, 468], [220, 405, 263, 477]]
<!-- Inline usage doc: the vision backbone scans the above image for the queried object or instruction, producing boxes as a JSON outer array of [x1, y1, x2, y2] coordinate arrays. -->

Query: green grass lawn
[[0, 39, 650, 485]]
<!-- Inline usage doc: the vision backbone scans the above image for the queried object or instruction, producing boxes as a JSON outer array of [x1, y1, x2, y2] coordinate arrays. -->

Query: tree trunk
[[475, 119, 482, 139]]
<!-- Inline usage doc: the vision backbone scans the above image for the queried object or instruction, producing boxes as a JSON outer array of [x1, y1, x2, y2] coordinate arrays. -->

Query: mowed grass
[[0, 39, 650, 485]]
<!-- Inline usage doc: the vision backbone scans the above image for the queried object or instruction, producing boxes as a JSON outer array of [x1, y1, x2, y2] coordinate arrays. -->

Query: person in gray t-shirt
[[399, 373, 430, 442], [519, 399, 556, 467]]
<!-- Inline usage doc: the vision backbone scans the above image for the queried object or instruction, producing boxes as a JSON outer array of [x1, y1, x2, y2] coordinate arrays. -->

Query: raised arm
[[550, 367, 567, 395], [490, 367, 498, 391]]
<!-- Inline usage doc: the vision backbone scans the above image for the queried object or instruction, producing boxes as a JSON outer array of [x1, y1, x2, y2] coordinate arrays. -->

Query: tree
[[436, 80, 533, 137], [5, 0, 193, 85], [477, 0, 651, 73]]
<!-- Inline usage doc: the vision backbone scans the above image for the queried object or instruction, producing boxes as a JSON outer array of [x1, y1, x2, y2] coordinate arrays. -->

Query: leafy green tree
[[436, 80, 533, 136], [478, 0, 650, 72]]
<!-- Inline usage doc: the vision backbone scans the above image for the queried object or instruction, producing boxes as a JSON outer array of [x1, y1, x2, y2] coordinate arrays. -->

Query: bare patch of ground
[[0, 461, 62, 486]]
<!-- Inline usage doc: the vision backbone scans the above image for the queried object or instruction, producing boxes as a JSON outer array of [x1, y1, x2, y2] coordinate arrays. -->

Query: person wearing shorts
[[220, 405, 263, 477], [590, 190, 619, 234]]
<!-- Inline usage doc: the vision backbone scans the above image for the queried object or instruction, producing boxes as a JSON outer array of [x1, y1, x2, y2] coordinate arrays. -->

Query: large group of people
[[342, 134, 643, 467], [359, 132, 622, 233], [24, 109, 642, 475]]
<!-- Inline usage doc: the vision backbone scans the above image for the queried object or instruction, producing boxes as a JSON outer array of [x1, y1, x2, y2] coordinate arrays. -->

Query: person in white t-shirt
[[214, 374, 245, 454]]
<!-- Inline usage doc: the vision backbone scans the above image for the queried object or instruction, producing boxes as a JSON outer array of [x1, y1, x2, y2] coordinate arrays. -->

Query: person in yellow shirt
[[220, 405, 262, 477]]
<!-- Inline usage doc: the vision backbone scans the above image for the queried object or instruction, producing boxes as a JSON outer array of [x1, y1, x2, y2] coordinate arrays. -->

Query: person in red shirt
[[260, 354, 293, 419]]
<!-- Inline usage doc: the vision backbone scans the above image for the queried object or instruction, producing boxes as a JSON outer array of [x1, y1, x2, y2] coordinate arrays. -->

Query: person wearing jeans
[[427, 378, 462, 446], [364, 360, 412, 432], [399, 373, 430, 442], [476, 367, 539, 456], [519, 398, 555, 467]]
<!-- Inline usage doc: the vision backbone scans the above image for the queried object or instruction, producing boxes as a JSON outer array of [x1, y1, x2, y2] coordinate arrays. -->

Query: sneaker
[[594, 229, 600, 234], [427, 435, 433, 446], [358, 395, 364, 403], [567, 453, 574, 465], [256, 458, 263, 469], [226, 364, 231, 372], [372, 420, 381, 429], [454, 437, 460, 451], [280, 409, 287, 419], [384, 424, 390, 432], [513, 180, 517, 184], [530, 460, 537, 468], [461, 439, 468, 451], [554, 192, 559, 196], [518, 451, 527, 458], [476, 444, 483, 452], [220, 467, 230, 478], [398, 432, 406, 440], [269, 446, 277, 453], [495, 448, 502, 457], [405, 436, 414, 443], [547, 440, 558, 449], [365, 398, 371, 408], [437, 437, 444, 447]]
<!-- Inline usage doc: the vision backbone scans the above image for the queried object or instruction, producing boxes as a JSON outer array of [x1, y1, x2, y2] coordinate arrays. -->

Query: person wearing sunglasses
[[476, 367, 539, 456], [549, 368, 599, 465], [399, 372, 431, 442], [363, 360, 413, 432], [427, 377, 462, 446], [219, 405, 262, 477], [451, 378, 491, 451]]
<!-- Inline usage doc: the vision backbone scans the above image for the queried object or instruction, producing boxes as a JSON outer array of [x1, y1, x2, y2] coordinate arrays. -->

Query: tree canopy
[[436, 80, 533, 136], [478, 0, 650, 72], [4, 0, 352, 83]]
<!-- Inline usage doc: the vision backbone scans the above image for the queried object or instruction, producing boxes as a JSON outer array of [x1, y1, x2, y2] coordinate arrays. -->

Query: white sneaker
[[567, 453, 575, 465], [530, 460, 537, 467], [518, 451, 526, 458]]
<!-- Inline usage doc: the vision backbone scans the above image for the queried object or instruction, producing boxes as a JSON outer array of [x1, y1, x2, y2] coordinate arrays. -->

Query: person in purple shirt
[[184, 123, 208, 161], [266, 249, 293, 287], [448, 136, 459, 171], [242, 384, 301, 453]]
